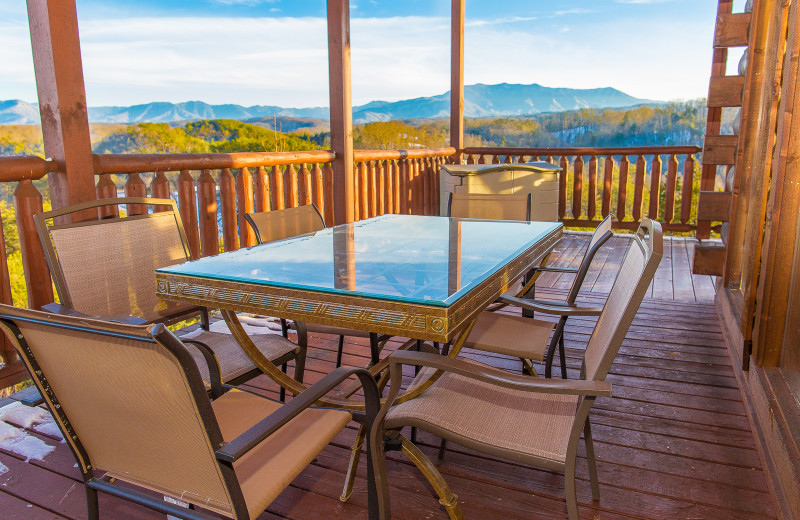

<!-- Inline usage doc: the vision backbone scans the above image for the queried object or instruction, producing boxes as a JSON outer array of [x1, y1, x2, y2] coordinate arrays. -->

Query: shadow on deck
[[0, 233, 776, 520]]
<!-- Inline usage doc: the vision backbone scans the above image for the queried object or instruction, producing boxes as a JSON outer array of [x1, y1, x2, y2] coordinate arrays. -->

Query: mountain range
[[1, 83, 654, 126]]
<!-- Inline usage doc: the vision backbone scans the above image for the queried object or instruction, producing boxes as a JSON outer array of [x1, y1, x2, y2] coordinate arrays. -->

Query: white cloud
[[0, 11, 714, 108]]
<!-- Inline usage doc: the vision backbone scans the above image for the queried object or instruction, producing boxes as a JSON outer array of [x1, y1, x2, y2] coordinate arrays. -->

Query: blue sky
[[0, 0, 745, 108]]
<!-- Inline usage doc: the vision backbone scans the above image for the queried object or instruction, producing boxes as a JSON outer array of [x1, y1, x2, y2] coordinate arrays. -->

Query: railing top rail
[[0, 156, 52, 182], [463, 145, 703, 156], [353, 147, 456, 161], [92, 150, 337, 174]]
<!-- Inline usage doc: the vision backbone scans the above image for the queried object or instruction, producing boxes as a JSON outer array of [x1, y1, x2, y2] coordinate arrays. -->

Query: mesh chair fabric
[[246, 205, 324, 244], [49, 213, 189, 321]]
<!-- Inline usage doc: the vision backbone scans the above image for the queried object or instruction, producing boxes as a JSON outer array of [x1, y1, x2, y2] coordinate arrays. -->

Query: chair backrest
[[565, 213, 615, 303], [0, 304, 247, 518], [244, 204, 325, 244], [447, 193, 531, 221], [583, 219, 663, 381], [35, 198, 193, 322]]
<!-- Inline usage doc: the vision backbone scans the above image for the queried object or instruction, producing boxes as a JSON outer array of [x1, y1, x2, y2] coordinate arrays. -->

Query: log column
[[328, 0, 355, 224], [450, 0, 465, 164], [27, 0, 96, 218]]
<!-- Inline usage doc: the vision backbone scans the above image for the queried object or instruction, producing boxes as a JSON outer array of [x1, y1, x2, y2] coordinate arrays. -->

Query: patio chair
[[0, 304, 388, 520], [372, 219, 663, 520], [245, 204, 389, 367], [446, 192, 532, 221], [34, 198, 306, 392], [465, 213, 614, 378]]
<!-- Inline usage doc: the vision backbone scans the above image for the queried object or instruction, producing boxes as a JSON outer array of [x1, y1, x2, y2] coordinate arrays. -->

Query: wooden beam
[[26, 0, 96, 215], [702, 135, 738, 165], [450, 0, 465, 163], [697, 191, 733, 221], [707, 76, 745, 107], [327, 0, 355, 225], [715, 12, 752, 47], [692, 242, 726, 276]]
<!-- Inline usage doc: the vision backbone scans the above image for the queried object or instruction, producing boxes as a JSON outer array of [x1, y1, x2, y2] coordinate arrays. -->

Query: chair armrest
[[531, 266, 579, 274], [216, 366, 381, 463], [388, 351, 611, 397], [180, 339, 225, 399], [42, 303, 149, 325], [496, 295, 604, 316]]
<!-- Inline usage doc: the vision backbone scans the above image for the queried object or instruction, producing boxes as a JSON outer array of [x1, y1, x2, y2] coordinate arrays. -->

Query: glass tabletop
[[158, 214, 561, 307]]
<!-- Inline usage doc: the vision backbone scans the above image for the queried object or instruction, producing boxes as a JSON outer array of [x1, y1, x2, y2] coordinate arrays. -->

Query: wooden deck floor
[[0, 234, 776, 520]]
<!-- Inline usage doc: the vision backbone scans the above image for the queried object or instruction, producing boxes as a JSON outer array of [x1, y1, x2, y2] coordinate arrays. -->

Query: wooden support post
[[450, 0, 465, 164], [328, 0, 355, 225], [26, 0, 96, 217]]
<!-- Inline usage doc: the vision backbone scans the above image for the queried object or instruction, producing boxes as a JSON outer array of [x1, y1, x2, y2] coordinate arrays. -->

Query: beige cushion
[[212, 389, 351, 520], [463, 312, 554, 360], [387, 370, 577, 463], [184, 331, 298, 383]]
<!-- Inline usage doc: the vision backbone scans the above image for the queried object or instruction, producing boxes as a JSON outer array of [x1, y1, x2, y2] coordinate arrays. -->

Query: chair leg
[[369, 333, 381, 366], [395, 433, 463, 520], [584, 419, 600, 501], [545, 317, 567, 378], [336, 335, 345, 368], [86, 485, 99, 520], [521, 358, 538, 376], [437, 438, 448, 465], [559, 331, 568, 379], [565, 453, 579, 520], [279, 363, 287, 402], [340, 425, 366, 502]]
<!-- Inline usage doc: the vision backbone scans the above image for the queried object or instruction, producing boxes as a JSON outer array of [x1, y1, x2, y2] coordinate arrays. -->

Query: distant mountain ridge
[[1, 83, 655, 125]]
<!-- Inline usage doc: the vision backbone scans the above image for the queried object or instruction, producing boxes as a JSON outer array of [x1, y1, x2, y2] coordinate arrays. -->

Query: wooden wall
[[719, 0, 800, 518]]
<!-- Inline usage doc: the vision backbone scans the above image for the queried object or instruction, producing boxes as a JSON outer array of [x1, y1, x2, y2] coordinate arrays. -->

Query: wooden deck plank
[[671, 239, 697, 301], [651, 237, 673, 299]]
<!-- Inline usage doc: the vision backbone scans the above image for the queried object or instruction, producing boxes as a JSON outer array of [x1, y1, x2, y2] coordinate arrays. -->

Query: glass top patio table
[[156, 214, 562, 342]]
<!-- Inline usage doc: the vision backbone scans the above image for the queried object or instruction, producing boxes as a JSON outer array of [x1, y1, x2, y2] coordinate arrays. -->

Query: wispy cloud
[[615, 0, 673, 4], [467, 16, 538, 27], [553, 9, 595, 16], [213, 0, 279, 5]]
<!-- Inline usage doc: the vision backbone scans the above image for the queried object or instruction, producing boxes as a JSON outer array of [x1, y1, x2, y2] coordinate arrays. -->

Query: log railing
[[463, 146, 703, 232], [0, 143, 703, 391]]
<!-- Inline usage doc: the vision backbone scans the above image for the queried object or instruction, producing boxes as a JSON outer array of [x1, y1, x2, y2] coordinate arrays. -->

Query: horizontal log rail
[[1, 143, 704, 391], [463, 146, 703, 233]]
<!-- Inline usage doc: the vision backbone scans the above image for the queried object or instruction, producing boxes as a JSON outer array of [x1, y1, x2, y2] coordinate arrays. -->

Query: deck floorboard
[[0, 233, 773, 520]]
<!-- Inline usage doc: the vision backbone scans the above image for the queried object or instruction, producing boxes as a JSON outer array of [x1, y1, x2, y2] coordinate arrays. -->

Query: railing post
[[95, 174, 118, 219], [14, 180, 53, 310], [124, 172, 147, 215], [197, 169, 220, 257], [0, 207, 16, 369], [237, 167, 256, 248], [177, 170, 201, 259], [220, 167, 238, 251], [450, 0, 465, 164]]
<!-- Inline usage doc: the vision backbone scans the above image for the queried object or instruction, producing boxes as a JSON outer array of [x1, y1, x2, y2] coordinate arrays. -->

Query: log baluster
[[271, 165, 285, 211], [664, 155, 678, 223], [680, 155, 695, 224], [254, 166, 270, 213], [558, 156, 568, 221], [648, 154, 663, 220], [572, 155, 584, 219], [323, 162, 335, 225], [377, 160, 386, 216], [197, 169, 220, 257], [504, 154, 512, 164], [492, 155, 501, 164], [284, 163, 299, 208], [358, 161, 369, 220], [400, 159, 410, 214], [96, 174, 118, 218], [177, 170, 201, 259], [421, 158, 431, 216], [432, 157, 441, 215], [587, 155, 598, 221], [367, 160, 377, 217], [220, 168, 238, 251], [385, 160, 394, 214], [466, 154, 476, 164], [150, 171, 171, 212], [632, 155, 646, 223], [602, 156, 614, 217], [518, 155, 527, 163], [413, 158, 424, 215], [312, 163, 325, 217], [13, 180, 53, 309], [237, 167, 256, 248], [617, 156, 630, 221], [392, 159, 401, 213], [298, 163, 312, 207], [124, 172, 147, 215], [478, 155, 486, 164], [0, 209, 15, 367]]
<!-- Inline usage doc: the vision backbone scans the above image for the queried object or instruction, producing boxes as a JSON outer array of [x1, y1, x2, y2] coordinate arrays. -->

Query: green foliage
[[353, 121, 447, 150], [94, 123, 210, 154], [0, 125, 44, 156]]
